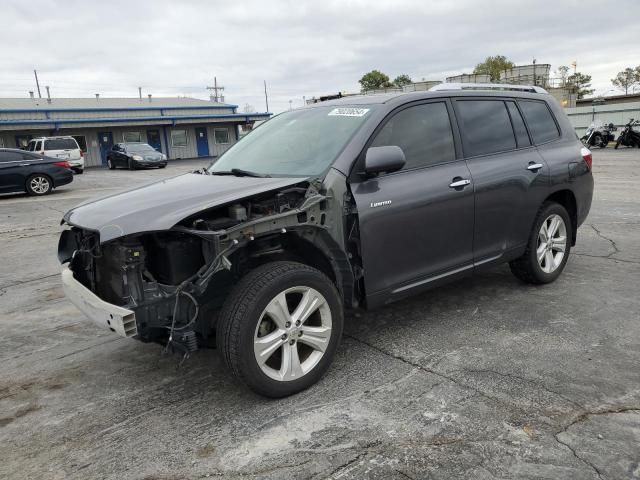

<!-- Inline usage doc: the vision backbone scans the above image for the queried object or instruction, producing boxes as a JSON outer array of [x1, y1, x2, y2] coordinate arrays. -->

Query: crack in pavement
[[573, 253, 640, 265], [0, 273, 59, 291], [553, 407, 640, 480], [590, 224, 620, 258], [459, 368, 585, 411], [344, 333, 528, 415]]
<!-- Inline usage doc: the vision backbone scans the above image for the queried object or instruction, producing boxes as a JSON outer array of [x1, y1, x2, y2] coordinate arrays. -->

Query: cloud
[[1, 0, 638, 112]]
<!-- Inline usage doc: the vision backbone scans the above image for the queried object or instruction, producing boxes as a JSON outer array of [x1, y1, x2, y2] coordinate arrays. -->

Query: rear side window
[[370, 102, 455, 171], [456, 100, 516, 157], [0, 151, 23, 163], [44, 138, 78, 150], [35, 141, 42, 151], [518, 100, 560, 144], [506, 101, 531, 148]]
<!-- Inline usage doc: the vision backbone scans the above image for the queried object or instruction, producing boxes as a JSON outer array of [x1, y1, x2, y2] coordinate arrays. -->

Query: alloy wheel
[[30, 176, 50, 194], [537, 214, 567, 273], [254, 286, 332, 382]]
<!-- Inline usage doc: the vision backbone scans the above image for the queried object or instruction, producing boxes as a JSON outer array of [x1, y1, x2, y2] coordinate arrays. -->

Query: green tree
[[473, 55, 515, 82], [359, 70, 392, 91], [611, 66, 640, 95], [567, 72, 595, 99], [393, 74, 412, 87], [556, 65, 570, 86]]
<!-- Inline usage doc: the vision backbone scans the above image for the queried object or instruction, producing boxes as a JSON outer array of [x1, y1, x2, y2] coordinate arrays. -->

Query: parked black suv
[[58, 84, 593, 397]]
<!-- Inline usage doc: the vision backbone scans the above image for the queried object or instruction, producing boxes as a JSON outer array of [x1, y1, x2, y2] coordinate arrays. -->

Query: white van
[[27, 136, 84, 174]]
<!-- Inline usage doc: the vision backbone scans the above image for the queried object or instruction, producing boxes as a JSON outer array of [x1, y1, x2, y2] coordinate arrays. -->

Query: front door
[[350, 100, 475, 307], [15, 135, 32, 150], [98, 132, 113, 166], [146, 129, 162, 152], [195, 127, 209, 157]]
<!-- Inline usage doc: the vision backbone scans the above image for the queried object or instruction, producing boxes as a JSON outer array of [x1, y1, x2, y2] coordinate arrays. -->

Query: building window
[[171, 129, 188, 147], [123, 132, 141, 143], [72, 135, 87, 152], [214, 128, 230, 144]]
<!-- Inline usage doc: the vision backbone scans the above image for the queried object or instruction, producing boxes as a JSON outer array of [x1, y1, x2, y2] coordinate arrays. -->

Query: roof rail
[[429, 82, 548, 94]]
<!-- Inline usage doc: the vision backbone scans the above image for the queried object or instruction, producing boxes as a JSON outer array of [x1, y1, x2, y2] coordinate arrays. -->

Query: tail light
[[581, 146, 592, 170], [80, 149, 84, 158], [53, 161, 70, 169]]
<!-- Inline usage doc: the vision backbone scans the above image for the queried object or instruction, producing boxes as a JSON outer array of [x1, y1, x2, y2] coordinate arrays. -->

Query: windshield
[[208, 105, 376, 177], [126, 143, 156, 152]]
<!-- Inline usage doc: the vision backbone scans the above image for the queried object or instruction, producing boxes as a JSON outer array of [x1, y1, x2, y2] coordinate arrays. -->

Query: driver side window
[[371, 102, 456, 172]]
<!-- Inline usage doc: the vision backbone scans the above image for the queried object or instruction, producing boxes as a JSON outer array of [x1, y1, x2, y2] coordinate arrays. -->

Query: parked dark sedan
[[0, 148, 73, 196], [106, 143, 168, 170]]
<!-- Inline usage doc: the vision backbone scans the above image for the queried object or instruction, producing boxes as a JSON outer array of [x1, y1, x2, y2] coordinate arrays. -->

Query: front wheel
[[107, 158, 115, 170], [216, 261, 343, 397], [510, 203, 572, 284], [128, 159, 136, 170]]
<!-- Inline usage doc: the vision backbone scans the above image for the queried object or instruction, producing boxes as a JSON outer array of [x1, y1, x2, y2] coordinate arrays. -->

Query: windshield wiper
[[210, 168, 271, 178]]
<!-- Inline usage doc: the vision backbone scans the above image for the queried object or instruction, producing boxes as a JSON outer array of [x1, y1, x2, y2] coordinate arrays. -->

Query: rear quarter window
[[518, 100, 560, 144], [44, 138, 78, 150], [455, 99, 516, 157]]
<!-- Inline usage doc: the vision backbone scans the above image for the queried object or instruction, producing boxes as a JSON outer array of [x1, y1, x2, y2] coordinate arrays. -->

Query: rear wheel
[[510, 202, 572, 284], [26, 174, 52, 196], [216, 261, 343, 397]]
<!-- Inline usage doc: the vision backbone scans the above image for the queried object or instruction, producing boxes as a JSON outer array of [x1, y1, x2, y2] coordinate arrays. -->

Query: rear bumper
[[53, 170, 74, 187], [68, 158, 85, 168], [61, 266, 137, 338]]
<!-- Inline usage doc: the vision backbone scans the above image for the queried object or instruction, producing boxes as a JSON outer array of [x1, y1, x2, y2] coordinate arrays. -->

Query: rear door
[[350, 100, 475, 305], [453, 98, 550, 263]]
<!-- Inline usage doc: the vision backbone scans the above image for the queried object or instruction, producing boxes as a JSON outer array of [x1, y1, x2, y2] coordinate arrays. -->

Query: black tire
[[25, 174, 53, 196], [74, 168, 84, 174], [216, 261, 343, 397], [158, 164, 166, 169], [107, 158, 115, 170], [509, 202, 572, 285]]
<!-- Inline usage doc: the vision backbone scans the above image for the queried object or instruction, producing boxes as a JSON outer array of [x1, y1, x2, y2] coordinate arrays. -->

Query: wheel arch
[[230, 228, 356, 308], [25, 172, 54, 191], [544, 189, 577, 246]]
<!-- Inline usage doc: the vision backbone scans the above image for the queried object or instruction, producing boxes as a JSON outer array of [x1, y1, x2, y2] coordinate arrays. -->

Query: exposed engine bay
[[58, 180, 357, 359]]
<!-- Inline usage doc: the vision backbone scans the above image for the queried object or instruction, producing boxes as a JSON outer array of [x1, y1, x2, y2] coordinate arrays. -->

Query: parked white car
[[26, 136, 85, 174]]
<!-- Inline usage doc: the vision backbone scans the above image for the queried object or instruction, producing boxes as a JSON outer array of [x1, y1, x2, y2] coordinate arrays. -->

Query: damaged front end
[[59, 180, 332, 357]]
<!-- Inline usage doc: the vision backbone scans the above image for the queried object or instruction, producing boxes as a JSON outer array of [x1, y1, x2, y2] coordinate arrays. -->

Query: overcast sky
[[2, 0, 638, 112]]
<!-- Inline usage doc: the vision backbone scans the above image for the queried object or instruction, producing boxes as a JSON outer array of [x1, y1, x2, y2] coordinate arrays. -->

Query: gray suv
[[58, 84, 593, 397]]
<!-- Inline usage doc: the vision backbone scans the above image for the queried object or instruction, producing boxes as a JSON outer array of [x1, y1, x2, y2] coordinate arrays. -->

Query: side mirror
[[364, 146, 406, 176]]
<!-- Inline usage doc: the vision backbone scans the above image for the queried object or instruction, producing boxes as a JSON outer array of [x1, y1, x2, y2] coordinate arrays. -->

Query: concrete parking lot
[[1, 150, 639, 479]]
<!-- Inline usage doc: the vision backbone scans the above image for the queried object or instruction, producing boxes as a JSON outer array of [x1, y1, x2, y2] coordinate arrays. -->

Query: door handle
[[527, 163, 544, 171], [449, 179, 471, 188]]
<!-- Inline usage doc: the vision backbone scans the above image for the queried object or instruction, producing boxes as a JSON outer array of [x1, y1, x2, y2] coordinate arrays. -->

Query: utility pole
[[33, 69, 42, 98], [263, 80, 269, 112], [206, 76, 225, 103]]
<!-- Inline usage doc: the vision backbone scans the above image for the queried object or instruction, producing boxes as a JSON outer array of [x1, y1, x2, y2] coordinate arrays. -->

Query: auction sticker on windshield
[[328, 107, 370, 117]]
